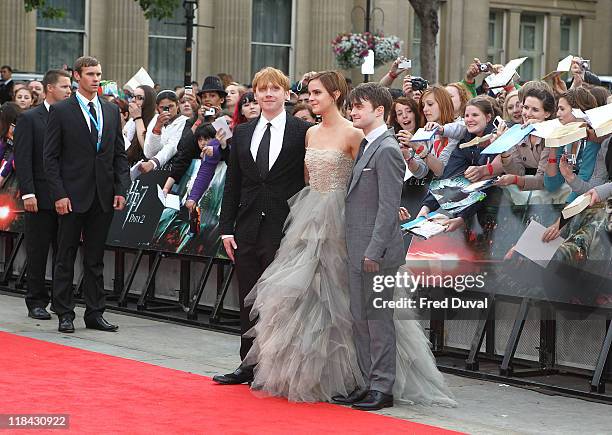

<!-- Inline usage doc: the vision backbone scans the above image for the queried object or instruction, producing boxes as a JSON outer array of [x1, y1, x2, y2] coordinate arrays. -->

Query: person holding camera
[[461, 58, 517, 98], [196, 75, 226, 122], [380, 57, 411, 87], [567, 57, 601, 89], [402, 74, 428, 104], [141, 90, 188, 173]]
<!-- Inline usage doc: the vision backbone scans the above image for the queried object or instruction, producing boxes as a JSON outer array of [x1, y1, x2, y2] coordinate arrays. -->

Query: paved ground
[[1, 292, 610, 434]]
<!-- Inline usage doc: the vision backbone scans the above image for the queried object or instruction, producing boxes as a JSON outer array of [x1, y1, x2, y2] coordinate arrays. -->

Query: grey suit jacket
[[345, 129, 406, 270]]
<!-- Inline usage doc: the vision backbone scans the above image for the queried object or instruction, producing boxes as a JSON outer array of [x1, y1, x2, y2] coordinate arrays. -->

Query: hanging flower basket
[[331, 32, 402, 70]]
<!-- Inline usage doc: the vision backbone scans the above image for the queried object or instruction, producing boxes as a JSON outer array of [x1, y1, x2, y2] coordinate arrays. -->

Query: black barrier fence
[[0, 162, 611, 400]]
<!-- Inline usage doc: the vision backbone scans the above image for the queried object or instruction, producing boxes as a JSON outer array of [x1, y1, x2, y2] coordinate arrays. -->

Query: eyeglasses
[[129, 95, 145, 102]]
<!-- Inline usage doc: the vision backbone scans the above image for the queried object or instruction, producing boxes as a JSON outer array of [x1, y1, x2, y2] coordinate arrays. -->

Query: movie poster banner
[[106, 160, 227, 260]]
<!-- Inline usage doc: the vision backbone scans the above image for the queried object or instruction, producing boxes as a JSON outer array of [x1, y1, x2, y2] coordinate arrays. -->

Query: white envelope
[[130, 160, 143, 181], [124, 67, 155, 92], [157, 185, 181, 210], [212, 116, 233, 140], [485, 57, 527, 89], [513, 220, 565, 268]]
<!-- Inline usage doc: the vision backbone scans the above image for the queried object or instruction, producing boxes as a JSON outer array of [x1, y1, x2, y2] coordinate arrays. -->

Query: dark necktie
[[88, 102, 99, 150], [356, 138, 368, 162], [256, 122, 272, 178]]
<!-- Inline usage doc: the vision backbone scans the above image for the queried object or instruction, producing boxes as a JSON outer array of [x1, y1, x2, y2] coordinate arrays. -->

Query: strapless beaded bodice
[[305, 148, 354, 193]]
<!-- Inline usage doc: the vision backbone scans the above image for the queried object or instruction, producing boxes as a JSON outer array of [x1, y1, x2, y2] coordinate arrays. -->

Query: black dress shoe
[[85, 316, 118, 332], [58, 317, 75, 333], [352, 390, 394, 411], [331, 387, 369, 405], [28, 307, 52, 320], [212, 366, 254, 385]]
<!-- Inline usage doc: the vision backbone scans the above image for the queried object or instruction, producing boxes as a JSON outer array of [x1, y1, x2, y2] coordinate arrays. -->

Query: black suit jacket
[[14, 104, 54, 210], [43, 94, 130, 214], [219, 115, 312, 245]]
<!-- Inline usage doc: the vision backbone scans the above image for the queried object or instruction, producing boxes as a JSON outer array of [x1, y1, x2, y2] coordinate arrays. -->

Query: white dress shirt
[[363, 123, 389, 153], [75, 90, 103, 133], [250, 110, 286, 170], [221, 110, 287, 239]]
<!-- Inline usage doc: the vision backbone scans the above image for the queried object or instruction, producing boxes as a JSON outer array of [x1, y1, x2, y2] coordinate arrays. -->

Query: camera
[[184, 85, 193, 96], [581, 59, 591, 71], [204, 108, 216, 117], [162, 106, 170, 112], [411, 77, 429, 92], [478, 63, 490, 73], [398, 58, 412, 69]]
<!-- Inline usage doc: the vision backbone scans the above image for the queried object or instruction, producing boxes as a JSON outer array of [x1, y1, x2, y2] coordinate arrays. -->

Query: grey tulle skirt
[[244, 186, 457, 406]]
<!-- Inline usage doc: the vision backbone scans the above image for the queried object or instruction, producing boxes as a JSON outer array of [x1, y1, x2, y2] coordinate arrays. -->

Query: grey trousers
[[348, 264, 398, 395]]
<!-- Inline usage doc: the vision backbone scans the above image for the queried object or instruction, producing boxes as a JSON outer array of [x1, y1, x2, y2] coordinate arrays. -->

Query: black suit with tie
[[14, 103, 57, 310], [219, 114, 311, 359], [43, 93, 130, 321]]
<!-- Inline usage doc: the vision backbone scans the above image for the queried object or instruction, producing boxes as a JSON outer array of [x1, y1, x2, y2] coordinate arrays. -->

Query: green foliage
[[24, 0, 182, 20], [24, 0, 65, 19], [136, 0, 182, 20]]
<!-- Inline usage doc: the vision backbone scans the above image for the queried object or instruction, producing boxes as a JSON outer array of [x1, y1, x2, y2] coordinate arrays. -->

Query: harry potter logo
[[122, 180, 149, 228]]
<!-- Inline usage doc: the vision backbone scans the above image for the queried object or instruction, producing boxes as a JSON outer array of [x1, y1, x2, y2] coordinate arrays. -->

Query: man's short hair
[[73, 56, 100, 74], [0, 65, 12, 72], [348, 82, 393, 119], [42, 69, 72, 91], [252, 67, 290, 93]]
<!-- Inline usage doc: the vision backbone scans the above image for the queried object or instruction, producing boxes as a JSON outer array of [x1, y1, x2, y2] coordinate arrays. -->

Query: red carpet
[[0, 332, 461, 434]]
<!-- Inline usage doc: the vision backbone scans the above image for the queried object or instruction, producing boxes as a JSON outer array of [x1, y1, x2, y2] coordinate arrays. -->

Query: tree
[[24, 0, 181, 20], [408, 0, 440, 83]]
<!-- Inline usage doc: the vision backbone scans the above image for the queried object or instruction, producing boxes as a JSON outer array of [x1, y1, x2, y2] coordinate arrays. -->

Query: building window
[[251, 0, 293, 77], [36, 0, 86, 73], [149, 6, 186, 88], [560, 15, 579, 59], [518, 13, 544, 82], [487, 10, 504, 64]]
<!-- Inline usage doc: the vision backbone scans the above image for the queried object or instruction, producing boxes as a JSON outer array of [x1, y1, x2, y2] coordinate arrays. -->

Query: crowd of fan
[[1, 56, 611, 268]]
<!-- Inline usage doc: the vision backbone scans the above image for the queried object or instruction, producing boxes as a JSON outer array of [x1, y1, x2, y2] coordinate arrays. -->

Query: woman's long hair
[[0, 102, 21, 139], [231, 92, 256, 130], [127, 85, 156, 164], [388, 96, 421, 134]]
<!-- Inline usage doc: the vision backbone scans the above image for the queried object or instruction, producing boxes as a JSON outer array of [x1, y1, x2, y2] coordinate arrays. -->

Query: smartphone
[[398, 58, 412, 69], [493, 116, 504, 130], [185, 86, 193, 96]]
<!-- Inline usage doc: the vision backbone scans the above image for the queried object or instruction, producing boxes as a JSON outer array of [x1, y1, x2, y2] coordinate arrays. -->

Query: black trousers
[[234, 224, 280, 361], [53, 199, 113, 321], [24, 209, 58, 310]]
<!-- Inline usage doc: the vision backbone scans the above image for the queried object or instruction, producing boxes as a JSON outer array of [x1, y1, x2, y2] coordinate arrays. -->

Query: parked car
[[11, 72, 44, 83], [598, 75, 612, 92]]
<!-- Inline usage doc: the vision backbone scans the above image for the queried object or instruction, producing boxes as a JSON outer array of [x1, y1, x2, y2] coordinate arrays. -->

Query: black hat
[[198, 75, 227, 97]]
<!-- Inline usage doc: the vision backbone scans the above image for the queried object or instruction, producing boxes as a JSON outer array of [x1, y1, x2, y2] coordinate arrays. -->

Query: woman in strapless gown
[[242, 72, 456, 406]]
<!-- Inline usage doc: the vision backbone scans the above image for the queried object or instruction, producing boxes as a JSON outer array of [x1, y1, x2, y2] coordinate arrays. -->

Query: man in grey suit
[[332, 83, 406, 411]]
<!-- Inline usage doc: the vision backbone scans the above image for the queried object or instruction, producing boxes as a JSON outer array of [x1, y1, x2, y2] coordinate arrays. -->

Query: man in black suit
[[43, 56, 130, 333], [14, 69, 72, 320], [0, 65, 14, 105], [213, 67, 312, 385]]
